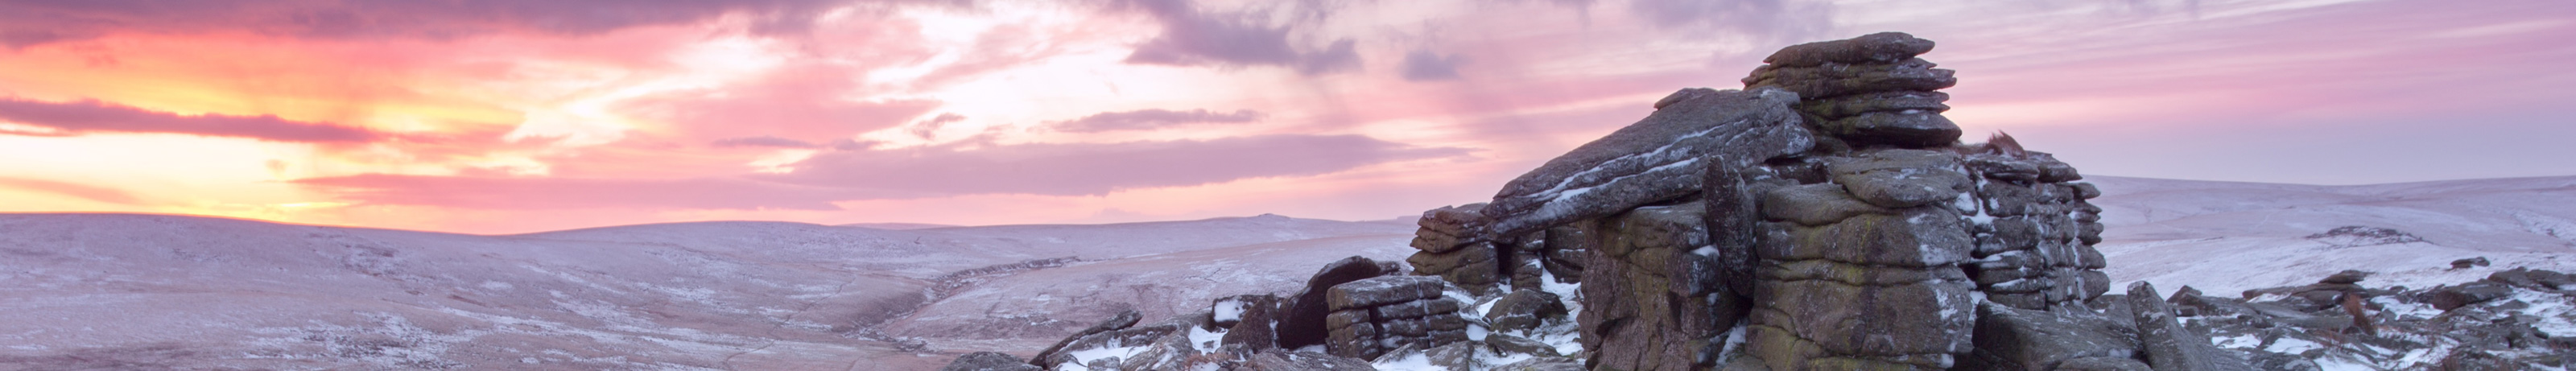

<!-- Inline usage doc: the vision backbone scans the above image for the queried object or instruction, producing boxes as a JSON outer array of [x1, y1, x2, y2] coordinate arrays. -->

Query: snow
[[1187, 326, 1227, 353], [1213, 298, 1245, 324]]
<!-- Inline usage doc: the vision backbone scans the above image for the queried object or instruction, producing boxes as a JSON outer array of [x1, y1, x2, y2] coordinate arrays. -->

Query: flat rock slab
[[1483, 87, 1813, 238]]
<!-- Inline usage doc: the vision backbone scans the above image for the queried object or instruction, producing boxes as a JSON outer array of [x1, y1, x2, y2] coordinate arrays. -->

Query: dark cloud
[[764, 134, 1467, 196], [1626, 0, 1831, 42], [0, 0, 886, 48], [1053, 109, 1261, 133], [293, 174, 859, 210], [1117, 0, 1362, 75], [711, 135, 820, 148], [0, 97, 384, 142], [1399, 49, 1463, 81]]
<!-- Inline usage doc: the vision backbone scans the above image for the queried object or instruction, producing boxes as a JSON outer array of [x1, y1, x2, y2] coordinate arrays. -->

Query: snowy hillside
[[2089, 175, 2576, 295]]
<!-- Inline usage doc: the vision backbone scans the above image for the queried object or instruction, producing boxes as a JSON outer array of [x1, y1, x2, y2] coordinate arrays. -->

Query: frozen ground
[[1, 175, 2571, 369]]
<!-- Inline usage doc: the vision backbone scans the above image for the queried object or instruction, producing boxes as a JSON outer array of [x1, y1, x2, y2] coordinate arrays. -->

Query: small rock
[[1242, 350, 1377, 371], [2451, 257, 2491, 269], [939, 352, 1041, 371], [1484, 333, 1561, 357], [2320, 270, 2372, 284], [2425, 282, 2516, 310], [1485, 289, 1570, 332]]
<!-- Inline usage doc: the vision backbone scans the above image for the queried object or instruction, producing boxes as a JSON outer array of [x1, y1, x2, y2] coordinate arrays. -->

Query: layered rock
[[1575, 202, 1745, 371], [1961, 140, 2115, 311], [1744, 31, 1959, 148], [1410, 204, 1506, 295], [1323, 275, 1470, 360], [1479, 87, 1813, 239], [1745, 150, 1979, 370]]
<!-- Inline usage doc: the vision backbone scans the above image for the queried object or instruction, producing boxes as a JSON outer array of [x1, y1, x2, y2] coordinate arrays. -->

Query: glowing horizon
[[2, 0, 2570, 233]]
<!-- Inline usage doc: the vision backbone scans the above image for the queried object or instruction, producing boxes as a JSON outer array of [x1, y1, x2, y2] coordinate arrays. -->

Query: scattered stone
[[2452, 257, 2492, 269], [2303, 225, 2425, 247], [1218, 295, 1284, 349], [1241, 349, 1377, 371], [2425, 282, 2515, 311]]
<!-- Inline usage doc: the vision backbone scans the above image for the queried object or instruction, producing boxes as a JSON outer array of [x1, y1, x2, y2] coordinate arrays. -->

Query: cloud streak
[[765, 134, 1466, 196], [1053, 109, 1262, 133], [0, 0, 872, 48], [0, 97, 384, 142]]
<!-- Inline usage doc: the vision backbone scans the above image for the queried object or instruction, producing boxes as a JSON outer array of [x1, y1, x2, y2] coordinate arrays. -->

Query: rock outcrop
[[943, 31, 2322, 371]]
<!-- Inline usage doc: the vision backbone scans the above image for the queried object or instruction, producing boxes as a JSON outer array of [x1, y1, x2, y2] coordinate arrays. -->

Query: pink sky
[[0, 0, 2569, 233]]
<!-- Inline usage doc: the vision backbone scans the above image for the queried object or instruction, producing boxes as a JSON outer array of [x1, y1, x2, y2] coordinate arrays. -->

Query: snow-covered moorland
[[2, 175, 2574, 369]]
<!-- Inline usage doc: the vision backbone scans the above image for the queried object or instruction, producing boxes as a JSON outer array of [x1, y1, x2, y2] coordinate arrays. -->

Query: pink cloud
[[293, 174, 855, 210], [0, 177, 140, 204], [0, 0, 886, 48], [761, 134, 1472, 196], [0, 97, 386, 142]]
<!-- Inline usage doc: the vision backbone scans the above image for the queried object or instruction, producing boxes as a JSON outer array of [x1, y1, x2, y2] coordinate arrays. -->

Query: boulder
[[2127, 282, 2256, 371], [940, 352, 1042, 371], [1824, 149, 1972, 208], [1483, 87, 1813, 238], [1495, 357, 1588, 371], [1960, 302, 2139, 371], [1485, 289, 1569, 332], [1217, 295, 1284, 348]]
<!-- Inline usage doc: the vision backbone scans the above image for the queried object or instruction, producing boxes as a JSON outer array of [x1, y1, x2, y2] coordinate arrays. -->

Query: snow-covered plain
[[2, 175, 2573, 369], [2090, 175, 2576, 294], [0, 213, 1413, 369]]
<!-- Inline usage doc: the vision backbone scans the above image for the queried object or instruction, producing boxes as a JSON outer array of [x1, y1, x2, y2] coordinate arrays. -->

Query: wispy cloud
[[0, 97, 385, 142], [1052, 109, 1261, 133], [0, 0, 886, 48], [0, 177, 141, 204], [1117, 0, 1361, 75], [763, 134, 1467, 196]]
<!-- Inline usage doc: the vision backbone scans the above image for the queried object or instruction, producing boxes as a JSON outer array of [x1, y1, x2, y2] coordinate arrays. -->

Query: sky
[[0, 0, 2569, 234]]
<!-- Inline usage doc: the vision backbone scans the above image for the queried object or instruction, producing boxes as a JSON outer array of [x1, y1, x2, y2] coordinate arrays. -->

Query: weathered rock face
[[1577, 203, 1746, 371], [1480, 87, 1813, 240], [1744, 31, 1959, 149], [1323, 275, 1469, 360], [1959, 302, 2144, 371], [1961, 145, 2116, 311], [1410, 204, 1507, 295]]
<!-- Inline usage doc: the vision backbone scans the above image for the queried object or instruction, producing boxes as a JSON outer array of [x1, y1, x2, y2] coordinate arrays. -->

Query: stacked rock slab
[[1746, 149, 1978, 370], [1410, 204, 1505, 295], [1575, 202, 1746, 371], [1962, 138, 2114, 311], [1744, 31, 1959, 149], [1323, 275, 1469, 360]]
